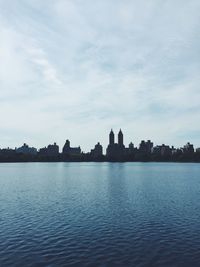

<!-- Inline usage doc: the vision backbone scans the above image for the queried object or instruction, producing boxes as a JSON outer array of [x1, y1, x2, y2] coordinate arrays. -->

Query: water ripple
[[0, 162, 200, 266]]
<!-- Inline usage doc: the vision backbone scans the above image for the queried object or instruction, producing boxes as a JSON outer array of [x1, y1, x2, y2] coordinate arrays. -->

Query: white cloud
[[0, 0, 200, 151]]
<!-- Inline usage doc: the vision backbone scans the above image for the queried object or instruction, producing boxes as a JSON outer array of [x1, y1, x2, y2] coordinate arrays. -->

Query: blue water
[[0, 162, 200, 267]]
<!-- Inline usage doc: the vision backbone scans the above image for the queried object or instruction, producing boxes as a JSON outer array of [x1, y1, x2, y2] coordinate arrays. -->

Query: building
[[39, 143, 59, 156], [139, 140, 153, 154], [196, 148, 200, 153], [90, 142, 103, 159], [16, 143, 37, 155], [0, 148, 16, 156], [152, 144, 172, 157], [62, 140, 81, 156], [128, 142, 135, 154], [106, 129, 125, 160], [182, 142, 194, 154]]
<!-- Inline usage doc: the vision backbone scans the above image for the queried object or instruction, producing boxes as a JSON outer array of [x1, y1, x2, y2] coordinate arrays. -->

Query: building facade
[[62, 140, 81, 156], [39, 143, 59, 156], [106, 129, 125, 160], [90, 142, 103, 159], [16, 143, 37, 155]]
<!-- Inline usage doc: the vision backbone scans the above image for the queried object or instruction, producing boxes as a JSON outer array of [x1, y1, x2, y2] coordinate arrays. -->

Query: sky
[[0, 0, 200, 152]]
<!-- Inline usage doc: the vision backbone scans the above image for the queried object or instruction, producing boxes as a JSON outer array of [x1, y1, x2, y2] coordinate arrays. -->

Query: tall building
[[109, 129, 114, 145], [118, 129, 123, 146], [106, 129, 125, 160]]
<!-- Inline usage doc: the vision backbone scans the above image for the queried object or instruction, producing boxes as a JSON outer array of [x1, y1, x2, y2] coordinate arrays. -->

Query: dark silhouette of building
[[0, 129, 199, 162], [0, 148, 16, 156], [109, 129, 114, 145], [152, 144, 172, 157], [39, 143, 59, 156], [139, 140, 153, 154], [183, 142, 194, 154], [16, 143, 37, 155], [106, 129, 125, 160], [90, 142, 103, 159], [62, 139, 81, 156], [196, 148, 200, 153], [118, 129, 123, 146], [127, 142, 135, 155]]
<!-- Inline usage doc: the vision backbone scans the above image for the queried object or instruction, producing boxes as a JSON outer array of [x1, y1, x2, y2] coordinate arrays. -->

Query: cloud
[[0, 0, 200, 151]]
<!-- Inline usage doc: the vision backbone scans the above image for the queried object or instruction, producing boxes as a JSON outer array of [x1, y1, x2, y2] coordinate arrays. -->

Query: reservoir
[[0, 162, 200, 266]]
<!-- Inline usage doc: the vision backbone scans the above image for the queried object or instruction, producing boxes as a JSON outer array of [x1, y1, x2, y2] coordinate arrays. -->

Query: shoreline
[[0, 160, 199, 163]]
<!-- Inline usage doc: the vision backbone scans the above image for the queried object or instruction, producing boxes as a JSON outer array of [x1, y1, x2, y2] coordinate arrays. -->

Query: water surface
[[0, 162, 200, 267]]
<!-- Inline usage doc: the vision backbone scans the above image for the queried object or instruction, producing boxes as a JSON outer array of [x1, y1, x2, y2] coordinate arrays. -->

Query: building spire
[[109, 129, 114, 145], [118, 129, 123, 146]]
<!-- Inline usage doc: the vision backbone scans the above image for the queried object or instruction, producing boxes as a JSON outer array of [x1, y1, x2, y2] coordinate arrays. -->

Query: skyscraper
[[109, 129, 114, 145], [106, 129, 125, 160], [118, 129, 123, 146]]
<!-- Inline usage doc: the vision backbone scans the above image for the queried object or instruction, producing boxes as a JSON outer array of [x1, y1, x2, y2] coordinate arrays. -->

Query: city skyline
[[0, 0, 200, 151], [0, 128, 199, 154], [0, 129, 199, 162], [0, 129, 198, 154]]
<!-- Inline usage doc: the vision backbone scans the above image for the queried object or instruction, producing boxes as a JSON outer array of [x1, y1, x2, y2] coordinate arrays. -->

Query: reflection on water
[[0, 162, 200, 266]]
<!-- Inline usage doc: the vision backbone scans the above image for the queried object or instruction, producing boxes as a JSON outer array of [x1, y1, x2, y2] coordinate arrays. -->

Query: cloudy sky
[[0, 0, 200, 152]]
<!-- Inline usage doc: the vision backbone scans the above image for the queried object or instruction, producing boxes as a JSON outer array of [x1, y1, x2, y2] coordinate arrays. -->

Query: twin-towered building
[[106, 129, 125, 159], [106, 129, 138, 160]]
